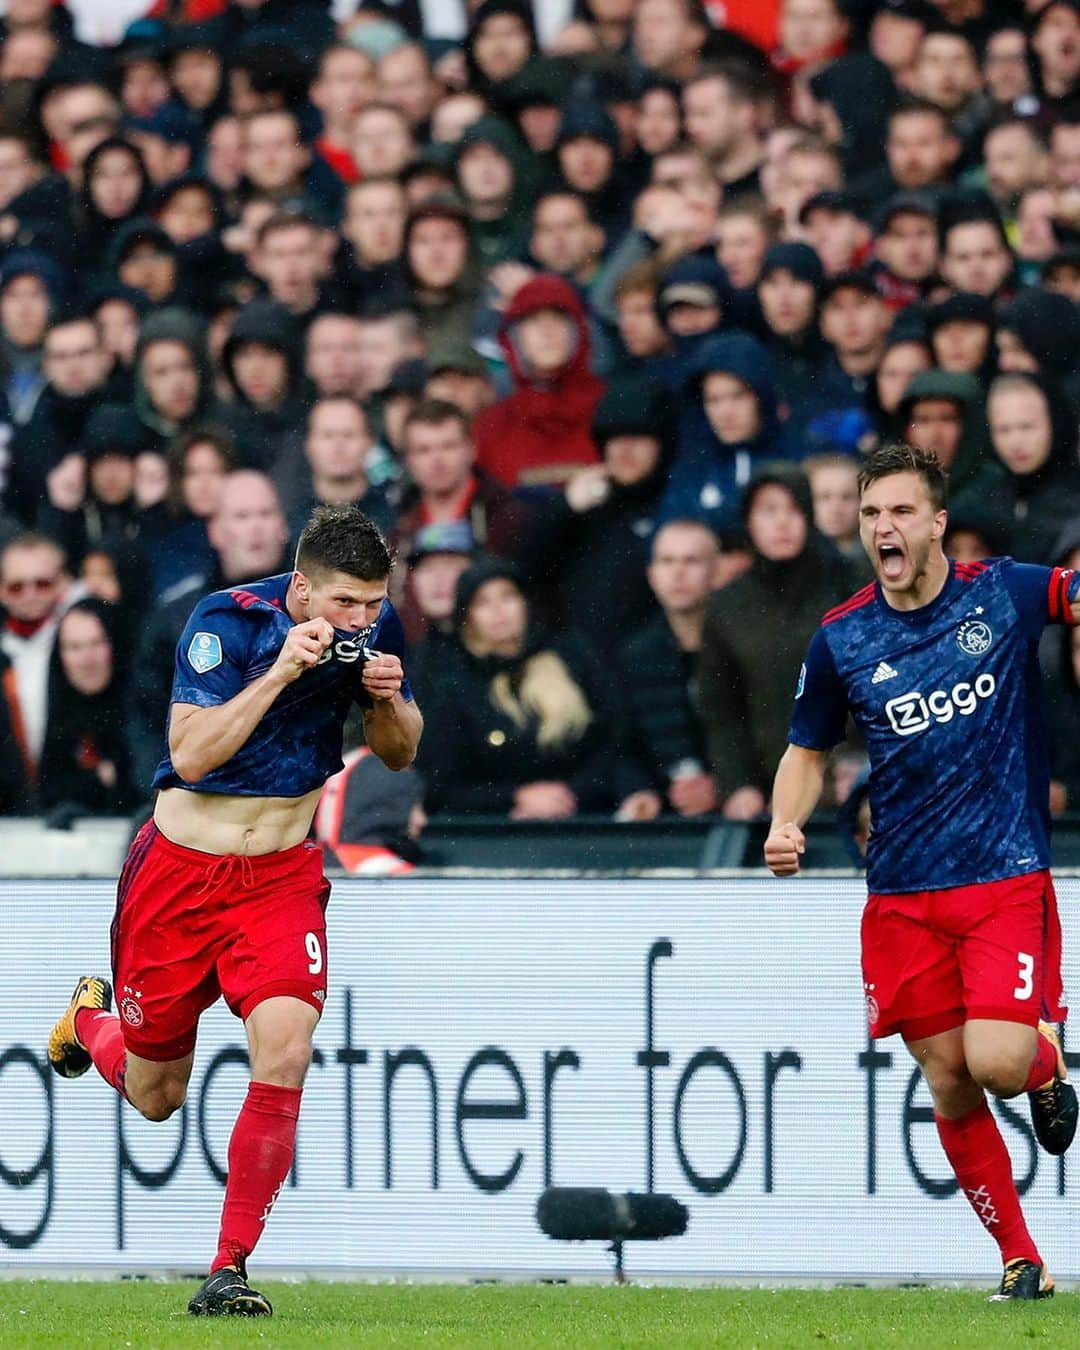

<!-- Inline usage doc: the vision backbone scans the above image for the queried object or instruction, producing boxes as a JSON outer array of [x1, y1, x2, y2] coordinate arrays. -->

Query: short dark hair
[[403, 397, 470, 442], [295, 504, 392, 581], [858, 441, 947, 511], [940, 205, 1010, 252], [888, 96, 951, 133], [684, 62, 757, 106], [256, 210, 318, 247]]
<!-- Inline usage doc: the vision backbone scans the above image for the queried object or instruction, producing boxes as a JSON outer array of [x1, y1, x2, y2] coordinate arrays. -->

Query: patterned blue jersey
[[151, 572, 414, 798], [789, 559, 1080, 893]]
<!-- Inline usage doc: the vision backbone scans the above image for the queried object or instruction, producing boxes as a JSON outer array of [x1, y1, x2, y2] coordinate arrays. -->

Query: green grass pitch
[[0, 1281, 1077, 1349]]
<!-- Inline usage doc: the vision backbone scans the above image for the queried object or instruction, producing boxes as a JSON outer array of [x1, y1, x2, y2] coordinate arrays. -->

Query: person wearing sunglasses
[[0, 530, 81, 785]]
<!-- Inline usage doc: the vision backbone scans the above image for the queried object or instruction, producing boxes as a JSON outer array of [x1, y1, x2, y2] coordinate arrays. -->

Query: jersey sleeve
[[788, 627, 848, 751], [1001, 560, 1080, 637], [367, 601, 414, 703], [170, 595, 252, 709]]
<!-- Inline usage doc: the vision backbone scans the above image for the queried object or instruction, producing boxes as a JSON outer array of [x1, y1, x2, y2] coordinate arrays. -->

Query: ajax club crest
[[956, 619, 993, 656]]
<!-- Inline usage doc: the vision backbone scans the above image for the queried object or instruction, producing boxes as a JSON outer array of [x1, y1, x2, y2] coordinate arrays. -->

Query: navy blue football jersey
[[789, 559, 1080, 893], [152, 573, 413, 798]]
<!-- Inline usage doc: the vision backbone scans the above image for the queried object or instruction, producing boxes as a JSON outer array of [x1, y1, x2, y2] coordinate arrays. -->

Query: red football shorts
[[861, 870, 1066, 1042], [110, 821, 331, 1062]]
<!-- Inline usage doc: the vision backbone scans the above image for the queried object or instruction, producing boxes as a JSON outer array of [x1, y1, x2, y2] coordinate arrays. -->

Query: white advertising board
[[2, 878, 1079, 1280]]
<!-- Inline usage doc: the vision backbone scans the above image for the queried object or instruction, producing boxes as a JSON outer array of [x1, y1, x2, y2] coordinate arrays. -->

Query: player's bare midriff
[[153, 785, 324, 857]]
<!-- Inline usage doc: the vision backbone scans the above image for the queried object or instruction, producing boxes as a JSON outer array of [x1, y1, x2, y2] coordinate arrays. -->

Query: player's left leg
[[957, 872, 1076, 1156], [215, 995, 317, 1276], [906, 1026, 1052, 1301], [189, 996, 317, 1318], [189, 839, 330, 1316]]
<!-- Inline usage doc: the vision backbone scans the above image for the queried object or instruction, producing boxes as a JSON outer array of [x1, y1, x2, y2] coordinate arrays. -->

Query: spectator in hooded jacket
[[473, 272, 604, 488], [454, 115, 534, 267], [38, 596, 133, 816], [38, 402, 153, 569], [108, 218, 191, 311], [404, 194, 484, 354], [132, 307, 219, 454], [219, 298, 310, 470], [555, 99, 633, 242], [807, 52, 897, 183], [466, 0, 540, 112], [524, 376, 675, 652], [753, 241, 827, 447], [660, 330, 789, 537], [697, 465, 859, 818], [76, 137, 151, 279], [996, 287, 1080, 418], [897, 368, 1005, 514], [986, 372, 1080, 564]]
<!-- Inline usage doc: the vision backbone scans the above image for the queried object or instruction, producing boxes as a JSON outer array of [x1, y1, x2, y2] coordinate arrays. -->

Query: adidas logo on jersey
[[871, 661, 898, 684]]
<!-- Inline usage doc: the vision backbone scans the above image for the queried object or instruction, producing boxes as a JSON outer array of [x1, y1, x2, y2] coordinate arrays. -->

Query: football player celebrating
[[766, 443, 1080, 1302], [48, 505, 422, 1316]]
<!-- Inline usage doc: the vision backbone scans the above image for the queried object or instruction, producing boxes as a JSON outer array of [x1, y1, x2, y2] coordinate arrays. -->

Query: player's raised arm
[[170, 619, 333, 783], [764, 744, 827, 875]]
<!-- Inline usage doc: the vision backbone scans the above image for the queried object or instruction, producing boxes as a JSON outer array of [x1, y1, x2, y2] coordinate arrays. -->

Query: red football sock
[[1023, 1034, 1058, 1093], [211, 1081, 302, 1275], [936, 1100, 1040, 1265], [74, 1007, 128, 1099]]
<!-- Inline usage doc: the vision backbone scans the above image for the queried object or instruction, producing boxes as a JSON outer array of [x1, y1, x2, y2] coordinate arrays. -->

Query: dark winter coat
[[990, 376, 1080, 564], [616, 612, 710, 793], [416, 624, 633, 815], [39, 598, 134, 814], [698, 469, 859, 795], [219, 299, 310, 470]]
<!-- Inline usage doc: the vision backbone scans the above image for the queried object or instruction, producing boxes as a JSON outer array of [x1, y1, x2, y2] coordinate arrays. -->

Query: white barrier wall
[[3, 878, 1080, 1280]]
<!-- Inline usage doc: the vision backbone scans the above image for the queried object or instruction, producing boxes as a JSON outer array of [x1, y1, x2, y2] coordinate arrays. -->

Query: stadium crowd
[[1, 0, 1080, 854]]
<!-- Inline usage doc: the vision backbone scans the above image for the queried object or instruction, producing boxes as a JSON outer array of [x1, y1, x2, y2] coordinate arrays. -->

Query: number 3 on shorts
[[305, 931, 324, 975], [1014, 951, 1034, 1001]]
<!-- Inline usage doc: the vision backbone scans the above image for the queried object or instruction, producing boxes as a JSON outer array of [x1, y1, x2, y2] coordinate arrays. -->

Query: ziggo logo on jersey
[[884, 674, 996, 736]]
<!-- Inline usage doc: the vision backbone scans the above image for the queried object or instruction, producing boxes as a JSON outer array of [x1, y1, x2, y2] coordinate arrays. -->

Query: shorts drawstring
[[197, 853, 256, 896]]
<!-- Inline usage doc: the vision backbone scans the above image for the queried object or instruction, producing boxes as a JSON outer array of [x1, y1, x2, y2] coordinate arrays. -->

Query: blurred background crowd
[[1, 0, 1080, 865]]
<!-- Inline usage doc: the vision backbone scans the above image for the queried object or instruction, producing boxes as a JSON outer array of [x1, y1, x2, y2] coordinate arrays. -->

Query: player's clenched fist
[[764, 822, 806, 876], [361, 651, 404, 701], [272, 619, 334, 683]]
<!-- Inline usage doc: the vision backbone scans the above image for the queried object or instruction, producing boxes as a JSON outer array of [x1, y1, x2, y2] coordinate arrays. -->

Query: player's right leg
[[49, 822, 218, 1117], [48, 974, 194, 1119]]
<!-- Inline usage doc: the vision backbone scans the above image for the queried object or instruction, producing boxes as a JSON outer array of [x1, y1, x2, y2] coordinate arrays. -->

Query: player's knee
[[967, 1049, 1030, 1099], [134, 1080, 187, 1122], [254, 1037, 312, 1088], [921, 1058, 976, 1113]]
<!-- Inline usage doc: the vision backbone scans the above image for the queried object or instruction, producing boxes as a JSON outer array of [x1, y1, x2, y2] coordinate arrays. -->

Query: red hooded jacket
[[473, 274, 604, 489]]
